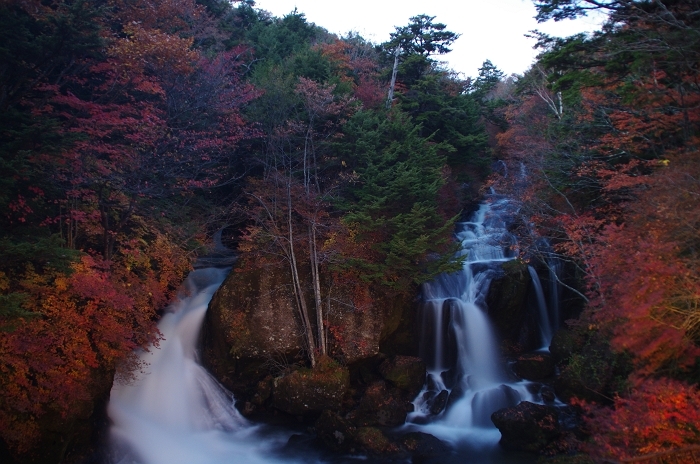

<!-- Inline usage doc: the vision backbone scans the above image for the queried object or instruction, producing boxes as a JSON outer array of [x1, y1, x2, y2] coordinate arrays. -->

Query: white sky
[[253, 0, 605, 78]]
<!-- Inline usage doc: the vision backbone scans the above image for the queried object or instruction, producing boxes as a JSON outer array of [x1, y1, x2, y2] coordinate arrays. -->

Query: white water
[[108, 267, 304, 464], [406, 195, 535, 445], [528, 265, 552, 348]]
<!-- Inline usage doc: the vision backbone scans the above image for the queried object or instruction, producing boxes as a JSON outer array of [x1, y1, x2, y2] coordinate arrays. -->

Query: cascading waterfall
[[529, 239, 564, 349], [546, 251, 562, 339], [108, 267, 302, 464], [406, 194, 535, 445], [528, 266, 552, 348]]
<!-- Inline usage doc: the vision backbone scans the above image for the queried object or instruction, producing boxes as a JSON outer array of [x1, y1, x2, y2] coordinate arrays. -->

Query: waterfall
[[108, 267, 302, 464], [528, 266, 552, 348], [529, 238, 564, 349], [407, 194, 534, 443], [547, 253, 562, 337]]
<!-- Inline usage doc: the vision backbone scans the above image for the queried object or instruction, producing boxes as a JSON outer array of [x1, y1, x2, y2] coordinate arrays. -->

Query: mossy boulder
[[272, 358, 349, 416], [355, 427, 403, 457], [491, 401, 561, 453], [314, 410, 357, 452], [346, 381, 410, 427], [378, 355, 426, 397], [399, 432, 450, 463]]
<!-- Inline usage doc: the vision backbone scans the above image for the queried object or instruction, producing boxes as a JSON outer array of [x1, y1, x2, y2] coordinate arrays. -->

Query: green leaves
[[336, 110, 461, 289]]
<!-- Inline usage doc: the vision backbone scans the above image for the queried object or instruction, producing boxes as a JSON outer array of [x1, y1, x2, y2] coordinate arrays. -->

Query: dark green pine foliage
[[336, 110, 462, 289], [399, 71, 491, 174]]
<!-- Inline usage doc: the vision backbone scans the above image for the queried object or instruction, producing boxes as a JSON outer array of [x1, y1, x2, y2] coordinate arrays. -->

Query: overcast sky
[[253, 0, 605, 78]]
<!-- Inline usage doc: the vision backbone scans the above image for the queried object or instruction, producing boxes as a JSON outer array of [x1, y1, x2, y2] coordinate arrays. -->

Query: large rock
[[378, 355, 426, 397], [314, 410, 357, 452], [272, 358, 349, 416], [207, 267, 303, 359], [486, 260, 531, 344], [399, 432, 450, 464], [355, 427, 403, 457], [203, 265, 419, 398], [491, 401, 561, 453], [347, 381, 409, 427]]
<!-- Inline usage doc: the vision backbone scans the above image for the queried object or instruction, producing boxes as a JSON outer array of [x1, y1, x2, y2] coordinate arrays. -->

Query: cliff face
[[201, 264, 418, 403]]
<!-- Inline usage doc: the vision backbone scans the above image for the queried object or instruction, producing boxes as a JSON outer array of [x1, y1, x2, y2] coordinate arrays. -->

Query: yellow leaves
[[54, 276, 69, 292], [110, 24, 198, 76], [0, 272, 8, 292]]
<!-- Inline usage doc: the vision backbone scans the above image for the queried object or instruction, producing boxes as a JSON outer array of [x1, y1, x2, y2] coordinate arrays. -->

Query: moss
[[355, 427, 399, 455]]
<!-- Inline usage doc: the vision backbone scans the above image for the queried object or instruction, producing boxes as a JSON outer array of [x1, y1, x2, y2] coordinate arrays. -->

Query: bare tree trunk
[[386, 47, 400, 109], [309, 222, 326, 355], [287, 181, 317, 367]]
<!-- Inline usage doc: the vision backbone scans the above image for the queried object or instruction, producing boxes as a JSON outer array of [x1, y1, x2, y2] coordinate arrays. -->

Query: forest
[[0, 0, 698, 463]]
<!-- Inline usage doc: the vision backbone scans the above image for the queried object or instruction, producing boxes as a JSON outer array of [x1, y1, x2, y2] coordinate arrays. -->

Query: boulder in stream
[[491, 401, 561, 453], [272, 357, 349, 416]]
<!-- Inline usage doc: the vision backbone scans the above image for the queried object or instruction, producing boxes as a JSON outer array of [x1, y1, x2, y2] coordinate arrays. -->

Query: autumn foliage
[[574, 378, 700, 461], [0, 0, 256, 455], [493, 0, 700, 459]]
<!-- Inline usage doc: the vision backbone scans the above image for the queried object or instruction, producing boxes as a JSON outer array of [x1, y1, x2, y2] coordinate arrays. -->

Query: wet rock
[[512, 351, 555, 380], [429, 390, 449, 415], [272, 358, 349, 416], [486, 260, 530, 343], [251, 376, 273, 405], [540, 385, 556, 403], [378, 355, 426, 397], [399, 432, 450, 464], [314, 410, 357, 452], [355, 427, 403, 457], [440, 367, 459, 389], [472, 385, 521, 427], [348, 381, 409, 427], [491, 401, 561, 453]]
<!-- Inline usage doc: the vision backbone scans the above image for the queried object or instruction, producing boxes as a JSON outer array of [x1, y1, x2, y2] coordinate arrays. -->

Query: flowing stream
[[108, 267, 304, 464], [107, 194, 558, 463], [404, 193, 547, 453]]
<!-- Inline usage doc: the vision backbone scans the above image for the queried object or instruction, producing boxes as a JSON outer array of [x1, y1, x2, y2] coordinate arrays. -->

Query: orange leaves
[[0, 232, 189, 452], [111, 24, 199, 76], [575, 378, 700, 460], [587, 166, 700, 376]]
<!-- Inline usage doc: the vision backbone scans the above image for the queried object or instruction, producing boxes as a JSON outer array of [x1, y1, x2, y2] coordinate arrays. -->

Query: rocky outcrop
[[202, 264, 418, 406], [377, 355, 426, 398], [272, 358, 349, 416], [399, 432, 450, 464], [491, 401, 562, 453], [314, 410, 357, 452], [346, 381, 410, 427], [486, 260, 536, 351]]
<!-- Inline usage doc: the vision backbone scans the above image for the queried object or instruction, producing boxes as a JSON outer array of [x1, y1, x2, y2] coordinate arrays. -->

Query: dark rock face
[[512, 352, 556, 381], [202, 265, 418, 397], [491, 401, 561, 453], [378, 355, 426, 398], [429, 390, 449, 415], [348, 381, 409, 427], [486, 260, 532, 347], [272, 358, 349, 416], [314, 410, 357, 452], [399, 432, 450, 464], [355, 427, 405, 458]]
